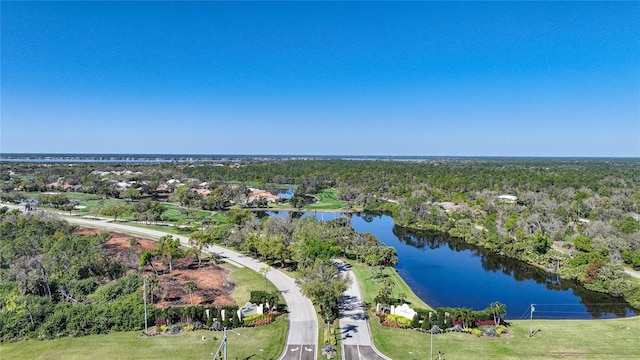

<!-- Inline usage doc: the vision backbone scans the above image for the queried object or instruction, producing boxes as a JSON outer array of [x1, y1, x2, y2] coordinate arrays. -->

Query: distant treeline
[[2, 158, 640, 308]]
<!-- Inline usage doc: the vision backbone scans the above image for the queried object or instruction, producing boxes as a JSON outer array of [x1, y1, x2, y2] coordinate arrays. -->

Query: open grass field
[[304, 189, 345, 210], [346, 259, 432, 311], [221, 263, 284, 305], [0, 317, 288, 360], [370, 314, 640, 359]]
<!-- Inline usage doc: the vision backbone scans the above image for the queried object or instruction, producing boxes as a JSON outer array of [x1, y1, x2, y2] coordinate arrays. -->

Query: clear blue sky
[[2, 1, 639, 157]]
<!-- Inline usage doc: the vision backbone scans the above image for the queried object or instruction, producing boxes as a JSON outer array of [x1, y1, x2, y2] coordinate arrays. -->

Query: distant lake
[[263, 211, 639, 319], [276, 188, 295, 199]]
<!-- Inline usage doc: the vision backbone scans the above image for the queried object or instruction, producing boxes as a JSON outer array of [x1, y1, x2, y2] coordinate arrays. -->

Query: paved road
[[281, 344, 316, 360], [625, 269, 640, 279], [337, 261, 390, 360], [5, 205, 317, 360]]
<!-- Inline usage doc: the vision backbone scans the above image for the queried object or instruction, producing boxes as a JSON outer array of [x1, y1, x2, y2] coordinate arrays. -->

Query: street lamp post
[[430, 329, 433, 360], [259, 348, 264, 360], [212, 327, 240, 360]]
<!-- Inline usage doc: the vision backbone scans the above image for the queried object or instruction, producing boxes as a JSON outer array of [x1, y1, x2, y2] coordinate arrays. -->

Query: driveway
[[336, 260, 390, 360]]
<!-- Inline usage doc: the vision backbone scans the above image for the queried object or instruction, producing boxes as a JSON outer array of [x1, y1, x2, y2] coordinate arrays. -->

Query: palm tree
[[147, 274, 159, 303], [491, 301, 507, 326], [129, 237, 139, 263], [189, 231, 208, 267], [457, 307, 473, 329], [139, 250, 159, 275], [184, 281, 197, 305], [259, 267, 270, 293]]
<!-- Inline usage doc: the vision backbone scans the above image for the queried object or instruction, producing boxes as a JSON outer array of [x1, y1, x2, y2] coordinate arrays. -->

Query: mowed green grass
[[370, 315, 640, 359], [346, 259, 432, 311], [221, 263, 283, 305], [304, 189, 345, 210], [0, 317, 288, 360]]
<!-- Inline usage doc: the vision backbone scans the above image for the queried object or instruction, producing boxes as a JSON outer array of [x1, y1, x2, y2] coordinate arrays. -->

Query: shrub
[[323, 327, 338, 345], [496, 325, 508, 336], [242, 313, 274, 327], [381, 314, 412, 328], [483, 328, 496, 337]]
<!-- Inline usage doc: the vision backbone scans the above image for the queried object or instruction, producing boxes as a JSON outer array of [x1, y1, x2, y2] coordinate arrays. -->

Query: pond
[[262, 210, 639, 319]]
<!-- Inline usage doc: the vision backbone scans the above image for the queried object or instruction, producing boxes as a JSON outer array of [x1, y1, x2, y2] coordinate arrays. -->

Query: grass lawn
[[76, 198, 128, 215], [370, 314, 640, 359], [161, 203, 215, 223], [346, 259, 432, 311], [211, 211, 228, 224], [221, 263, 284, 305], [0, 317, 288, 360], [303, 189, 345, 210]]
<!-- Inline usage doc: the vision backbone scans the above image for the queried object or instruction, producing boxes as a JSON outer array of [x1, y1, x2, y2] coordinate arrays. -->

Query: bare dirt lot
[[78, 228, 236, 308]]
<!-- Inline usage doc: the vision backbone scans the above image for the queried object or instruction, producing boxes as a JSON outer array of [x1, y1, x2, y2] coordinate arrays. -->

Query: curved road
[[8, 206, 317, 360]]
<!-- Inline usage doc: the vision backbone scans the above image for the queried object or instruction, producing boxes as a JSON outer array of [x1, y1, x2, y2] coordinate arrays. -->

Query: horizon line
[[1, 152, 639, 160]]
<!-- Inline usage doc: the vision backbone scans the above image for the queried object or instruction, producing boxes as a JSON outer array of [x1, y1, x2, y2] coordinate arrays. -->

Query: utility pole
[[529, 304, 535, 337], [429, 311, 433, 360], [143, 276, 148, 334]]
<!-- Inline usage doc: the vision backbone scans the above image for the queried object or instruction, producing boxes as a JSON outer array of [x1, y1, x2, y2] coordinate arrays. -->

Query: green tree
[[616, 217, 640, 234], [122, 188, 141, 201], [139, 250, 159, 275], [375, 278, 395, 308], [99, 202, 131, 221], [411, 313, 420, 329], [456, 307, 474, 329], [297, 259, 350, 325], [146, 274, 159, 303], [490, 301, 507, 326], [572, 235, 594, 252], [154, 235, 183, 273], [226, 208, 253, 225], [188, 231, 210, 267], [184, 281, 197, 305]]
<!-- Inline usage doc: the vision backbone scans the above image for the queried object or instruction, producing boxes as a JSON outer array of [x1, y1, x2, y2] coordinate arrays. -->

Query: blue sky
[[2, 1, 639, 157]]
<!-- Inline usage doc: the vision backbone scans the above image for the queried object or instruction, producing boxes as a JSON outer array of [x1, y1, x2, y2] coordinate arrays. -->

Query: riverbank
[[344, 250, 640, 359], [345, 259, 432, 311], [373, 208, 640, 311]]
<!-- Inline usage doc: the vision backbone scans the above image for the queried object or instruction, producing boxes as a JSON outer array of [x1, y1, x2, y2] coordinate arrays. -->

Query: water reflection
[[260, 210, 638, 319], [390, 223, 638, 319]]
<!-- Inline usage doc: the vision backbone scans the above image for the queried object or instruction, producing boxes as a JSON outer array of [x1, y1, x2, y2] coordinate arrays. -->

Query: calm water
[[264, 210, 639, 319]]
